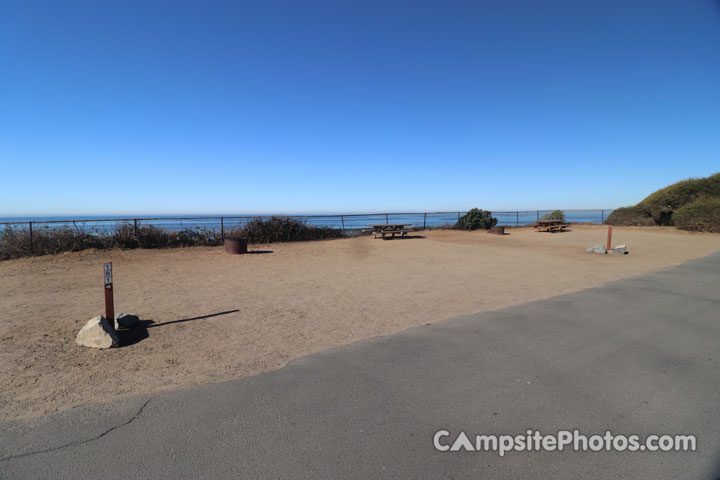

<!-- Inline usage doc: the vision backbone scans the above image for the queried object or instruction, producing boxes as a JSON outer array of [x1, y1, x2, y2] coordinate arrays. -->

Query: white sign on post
[[104, 263, 113, 285]]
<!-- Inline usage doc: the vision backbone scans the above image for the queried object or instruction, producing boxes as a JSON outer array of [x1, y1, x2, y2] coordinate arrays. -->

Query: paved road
[[2, 253, 720, 479]]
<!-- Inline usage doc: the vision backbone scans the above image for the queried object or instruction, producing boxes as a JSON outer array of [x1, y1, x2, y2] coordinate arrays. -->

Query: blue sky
[[1, 0, 719, 215]]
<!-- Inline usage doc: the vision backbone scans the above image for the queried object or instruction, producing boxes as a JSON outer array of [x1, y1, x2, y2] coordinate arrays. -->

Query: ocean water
[[0, 210, 614, 232]]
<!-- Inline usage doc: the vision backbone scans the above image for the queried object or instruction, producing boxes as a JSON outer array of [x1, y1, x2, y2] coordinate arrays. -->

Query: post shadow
[[117, 310, 240, 347], [147, 310, 240, 328]]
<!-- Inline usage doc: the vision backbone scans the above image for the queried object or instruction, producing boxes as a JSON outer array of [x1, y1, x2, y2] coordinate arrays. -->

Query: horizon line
[[0, 208, 618, 219]]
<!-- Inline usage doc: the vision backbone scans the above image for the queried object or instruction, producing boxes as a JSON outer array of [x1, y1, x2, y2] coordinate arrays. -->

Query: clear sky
[[1, 0, 719, 215]]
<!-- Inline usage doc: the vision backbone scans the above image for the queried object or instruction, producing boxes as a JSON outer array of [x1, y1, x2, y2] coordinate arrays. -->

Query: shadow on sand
[[117, 310, 240, 347], [534, 229, 573, 233], [379, 235, 426, 241]]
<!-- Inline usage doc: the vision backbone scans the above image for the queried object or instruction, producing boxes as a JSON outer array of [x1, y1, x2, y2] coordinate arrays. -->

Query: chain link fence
[[1, 210, 613, 259]]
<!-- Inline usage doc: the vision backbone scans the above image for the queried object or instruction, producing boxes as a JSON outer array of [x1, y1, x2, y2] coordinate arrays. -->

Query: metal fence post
[[516, 211, 519, 227], [423, 212, 427, 229], [537, 211, 539, 221], [457, 212, 460, 222], [29, 221, 33, 254], [385, 213, 389, 224], [601, 210, 604, 223], [221, 217, 224, 239], [341, 215, 345, 231], [133, 219, 138, 237]]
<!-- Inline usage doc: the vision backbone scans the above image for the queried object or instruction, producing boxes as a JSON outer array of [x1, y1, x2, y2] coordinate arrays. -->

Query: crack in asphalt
[[0, 399, 151, 462]]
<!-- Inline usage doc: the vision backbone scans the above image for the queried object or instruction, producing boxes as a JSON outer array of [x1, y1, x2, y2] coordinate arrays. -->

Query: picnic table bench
[[534, 219, 569, 233], [368, 224, 415, 239]]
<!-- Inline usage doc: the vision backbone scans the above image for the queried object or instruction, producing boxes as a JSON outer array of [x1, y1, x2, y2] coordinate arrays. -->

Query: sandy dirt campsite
[[1, 225, 719, 421]]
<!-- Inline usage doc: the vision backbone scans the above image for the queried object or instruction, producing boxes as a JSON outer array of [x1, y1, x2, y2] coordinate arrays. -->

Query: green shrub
[[604, 206, 655, 226], [605, 172, 720, 228], [672, 197, 720, 233], [456, 208, 498, 230], [541, 210, 566, 222], [640, 173, 720, 225]]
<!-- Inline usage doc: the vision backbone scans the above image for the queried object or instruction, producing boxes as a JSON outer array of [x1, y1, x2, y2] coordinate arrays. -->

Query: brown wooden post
[[104, 263, 115, 330], [606, 226, 613, 250]]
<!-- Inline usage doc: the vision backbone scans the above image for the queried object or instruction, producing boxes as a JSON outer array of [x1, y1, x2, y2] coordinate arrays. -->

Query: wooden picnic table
[[368, 224, 414, 239], [534, 219, 569, 233]]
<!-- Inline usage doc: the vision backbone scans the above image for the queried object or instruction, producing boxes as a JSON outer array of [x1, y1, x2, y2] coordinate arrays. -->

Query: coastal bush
[[0, 226, 31, 260], [169, 227, 224, 247], [605, 172, 720, 230], [672, 197, 720, 233], [456, 208, 498, 230], [604, 206, 655, 226], [0, 217, 345, 260], [34, 224, 106, 254], [111, 223, 224, 249], [2, 223, 228, 260], [134, 225, 168, 248], [541, 210, 566, 222], [640, 173, 720, 225], [236, 216, 345, 243], [0, 224, 107, 259], [426, 223, 456, 230]]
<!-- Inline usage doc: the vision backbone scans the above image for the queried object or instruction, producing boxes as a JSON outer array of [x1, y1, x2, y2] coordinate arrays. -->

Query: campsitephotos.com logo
[[433, 429, 697, 457]]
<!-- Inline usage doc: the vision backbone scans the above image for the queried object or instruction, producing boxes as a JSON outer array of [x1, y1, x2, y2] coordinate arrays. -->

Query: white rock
[[114, 313, 139, 329], [611, 244, 628, 255], [586, 244, 607, 254], [76, 316, 119, 349]]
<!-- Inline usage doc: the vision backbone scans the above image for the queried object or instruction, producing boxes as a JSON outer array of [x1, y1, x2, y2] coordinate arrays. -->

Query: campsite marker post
[[104, 263, 115, 330], [606, 226, 613, 251]]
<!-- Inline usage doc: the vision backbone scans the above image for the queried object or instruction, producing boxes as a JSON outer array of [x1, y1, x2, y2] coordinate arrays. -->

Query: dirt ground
[[1, 225, 718, 421]]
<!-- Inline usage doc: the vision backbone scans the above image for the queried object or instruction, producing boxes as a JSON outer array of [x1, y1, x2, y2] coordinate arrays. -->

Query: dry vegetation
[[0, 217, 344, 260]]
